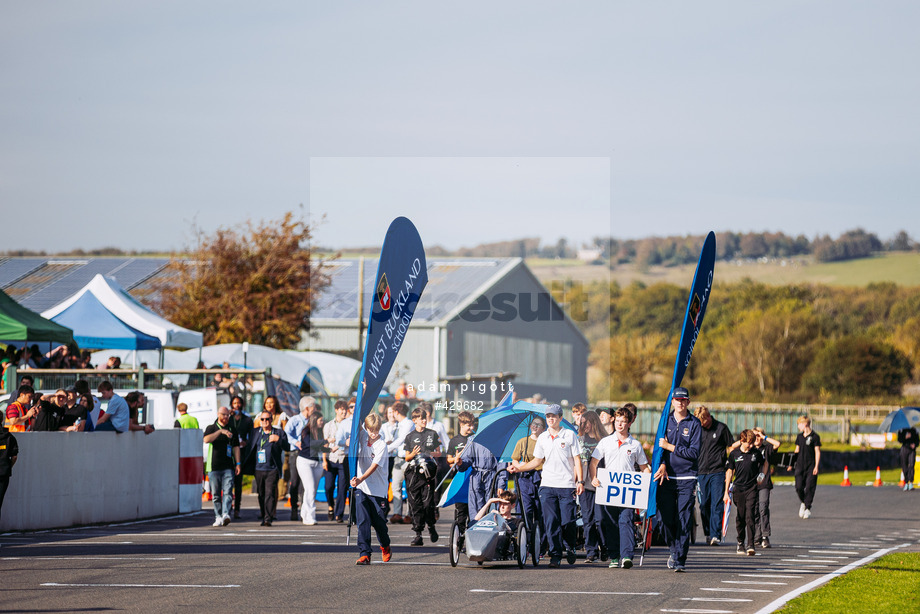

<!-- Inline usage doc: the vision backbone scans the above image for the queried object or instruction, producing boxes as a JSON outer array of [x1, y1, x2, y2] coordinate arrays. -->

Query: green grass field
[[778, 553, 920, 613], [529, 252, 920, 287]]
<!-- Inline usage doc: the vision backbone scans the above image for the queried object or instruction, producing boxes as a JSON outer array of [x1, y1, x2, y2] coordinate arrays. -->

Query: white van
[[175, 388, 232, 431]]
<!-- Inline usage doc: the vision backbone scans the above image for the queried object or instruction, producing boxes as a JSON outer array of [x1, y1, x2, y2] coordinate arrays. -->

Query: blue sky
[[2, 2, 917, 252]]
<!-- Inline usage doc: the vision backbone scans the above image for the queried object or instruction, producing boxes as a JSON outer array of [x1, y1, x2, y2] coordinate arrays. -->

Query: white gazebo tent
[[42, 274, 203, 365]]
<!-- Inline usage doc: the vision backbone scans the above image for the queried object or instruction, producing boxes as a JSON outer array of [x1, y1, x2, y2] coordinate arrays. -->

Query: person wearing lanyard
[[509, 404, 583, 568], [243, 410, 289, 526], [653, 387, 702, 572]]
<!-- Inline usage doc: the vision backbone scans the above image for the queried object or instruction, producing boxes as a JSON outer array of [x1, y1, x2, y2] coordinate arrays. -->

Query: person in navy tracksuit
[[653, 387, 701, 572]]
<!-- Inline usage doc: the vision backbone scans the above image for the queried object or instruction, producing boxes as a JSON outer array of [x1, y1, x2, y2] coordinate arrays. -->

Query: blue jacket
[[662, 413, 702, 477]]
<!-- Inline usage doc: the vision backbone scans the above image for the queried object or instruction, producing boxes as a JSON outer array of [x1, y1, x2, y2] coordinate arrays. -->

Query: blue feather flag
[[348, 217, 428, 476], [646, 231, 716, 517]]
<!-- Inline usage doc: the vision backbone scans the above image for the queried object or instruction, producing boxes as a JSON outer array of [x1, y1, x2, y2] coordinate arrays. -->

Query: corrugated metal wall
[[463, 331, 573, 387]]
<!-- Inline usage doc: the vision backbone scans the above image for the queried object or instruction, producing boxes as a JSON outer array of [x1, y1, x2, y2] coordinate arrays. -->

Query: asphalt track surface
[[2, 485, 919, 613]]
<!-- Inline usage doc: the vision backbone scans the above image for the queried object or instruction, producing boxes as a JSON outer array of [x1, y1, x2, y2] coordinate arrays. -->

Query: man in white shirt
[[509, 404, 583, 568], [590, 408, 650, 569], [386, 402, 414, 523]]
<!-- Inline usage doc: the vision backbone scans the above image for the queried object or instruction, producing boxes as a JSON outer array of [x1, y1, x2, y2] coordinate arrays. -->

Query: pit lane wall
[[0, 429, 203, 532]]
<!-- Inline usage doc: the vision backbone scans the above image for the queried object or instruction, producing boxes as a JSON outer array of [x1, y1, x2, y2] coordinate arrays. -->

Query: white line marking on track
[[721, 580, 786, 585], [752, 543, 911, 614], [681, 598, 752, 602], [3, 556, 174, 561], [471, 589, 662, 596], [808, 550, 859, 555], [661, 609, 735, 613], [700, 588, 773, 593], [42, 583, 240, 588], [756, 569, 816, 574], [831, 543, 881, 548], [737, 574, 803, 579], [369, 561, 451, 566], [783, 558, 840, 563], [772, 562, 828, 567]]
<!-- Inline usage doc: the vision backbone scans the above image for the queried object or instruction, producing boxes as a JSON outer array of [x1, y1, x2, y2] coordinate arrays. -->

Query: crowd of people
[[3, 374, 156, 435], [195, 387, 842, 570]]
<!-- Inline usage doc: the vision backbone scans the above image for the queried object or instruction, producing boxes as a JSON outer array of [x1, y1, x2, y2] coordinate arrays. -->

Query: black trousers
[[254, 470, 280, 523], [900, 447, 916, 483], [406, 467, 437, 533], [0, 476, 9, 521], [794, 471, 817, 510], [732, 486, 757, 547]]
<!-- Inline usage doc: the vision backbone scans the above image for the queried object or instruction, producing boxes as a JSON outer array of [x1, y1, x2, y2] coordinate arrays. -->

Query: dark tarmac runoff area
[[2, 486, 918, 614]]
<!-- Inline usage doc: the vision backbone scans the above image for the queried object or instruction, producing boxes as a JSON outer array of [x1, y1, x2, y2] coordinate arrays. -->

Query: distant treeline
[[1, 247, 163, 257], [553, 278, 920, 404]]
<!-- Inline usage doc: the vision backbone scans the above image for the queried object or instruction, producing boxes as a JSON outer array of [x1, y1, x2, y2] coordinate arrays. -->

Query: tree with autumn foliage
[[155, 212, 331, 349]]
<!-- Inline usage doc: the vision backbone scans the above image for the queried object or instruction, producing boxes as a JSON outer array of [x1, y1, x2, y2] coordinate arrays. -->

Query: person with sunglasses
[[242, 410, 289, 526]]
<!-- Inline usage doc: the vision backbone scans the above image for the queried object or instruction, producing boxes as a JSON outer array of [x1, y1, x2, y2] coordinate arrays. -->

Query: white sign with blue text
[[596, 470, 650, 510]]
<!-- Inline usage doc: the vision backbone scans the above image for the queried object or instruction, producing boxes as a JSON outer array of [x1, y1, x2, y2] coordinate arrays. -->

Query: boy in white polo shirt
[[350, 413, 392, 565], [508, 404, 583, 568], [590, 408, 650, 569]]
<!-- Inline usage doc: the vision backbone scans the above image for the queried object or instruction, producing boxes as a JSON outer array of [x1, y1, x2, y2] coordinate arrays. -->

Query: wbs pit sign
[[596, 470, 650, 510]]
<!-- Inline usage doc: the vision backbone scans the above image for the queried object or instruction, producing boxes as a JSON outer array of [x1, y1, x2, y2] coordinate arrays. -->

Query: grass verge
[[778, 552, 920, 613]]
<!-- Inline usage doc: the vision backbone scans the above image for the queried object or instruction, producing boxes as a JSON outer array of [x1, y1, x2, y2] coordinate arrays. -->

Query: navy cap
[[673, 387, 690, 400], [545, 404, 563, 416]]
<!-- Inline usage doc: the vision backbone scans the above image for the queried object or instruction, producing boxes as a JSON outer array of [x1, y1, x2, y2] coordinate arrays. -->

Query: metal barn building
[[301, 257, 589, 405]]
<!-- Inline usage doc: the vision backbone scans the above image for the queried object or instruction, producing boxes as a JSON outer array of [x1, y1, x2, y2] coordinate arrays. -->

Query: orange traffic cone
[[840, 466, 852, 487], [873, 466, 883, 487], [899, 471, 906, 488]]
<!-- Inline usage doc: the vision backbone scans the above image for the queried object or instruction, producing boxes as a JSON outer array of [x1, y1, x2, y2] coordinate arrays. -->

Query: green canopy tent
[[0, 289, 74, 344]]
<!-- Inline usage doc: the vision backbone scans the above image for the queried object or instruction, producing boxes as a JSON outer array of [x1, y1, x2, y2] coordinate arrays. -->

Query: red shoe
[[390, 514, 402, 523], [355, 555, 370, 565], [401, 516, 413, 525], [381, 546, 392, 562]]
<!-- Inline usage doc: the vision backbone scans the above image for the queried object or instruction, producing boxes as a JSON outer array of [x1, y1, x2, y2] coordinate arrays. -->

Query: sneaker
[[548, 558, 561, 568], [585, 555, 597, 563], [709, 537, 720, 546], [761, 537, 771, 549], [303, 519, 316, 526], [621, 558, 633, 569], [566, 550, 576, 565], [803, 508, 812, 519], [799, 503, 806, 518], [212, 518, 223, 527], [747, 546, 755, 556], [429, 527, 439, 543], [381, 546, 392, 562], [667, 555, 675, 569], [674, 564, 686, 572], [355, 555, 370, 565], [737, 543, 746, 555], [608, 559, 620, 568], [328, 506, 335, 517], [410, 534, 423, 546], [222, 514, 231, 526]]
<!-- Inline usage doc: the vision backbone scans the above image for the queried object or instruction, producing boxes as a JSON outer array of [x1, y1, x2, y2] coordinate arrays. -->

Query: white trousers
[[296, 456, 324, 524]]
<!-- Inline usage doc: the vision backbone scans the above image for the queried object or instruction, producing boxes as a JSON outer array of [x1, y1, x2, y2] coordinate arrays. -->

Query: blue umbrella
[[879, 407, 920, 433], [471, 401, 577, 462]]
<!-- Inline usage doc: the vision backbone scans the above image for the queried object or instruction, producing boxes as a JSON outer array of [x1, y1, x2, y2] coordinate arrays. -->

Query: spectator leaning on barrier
[[174, 403, 199, 429], [95, 381, 130, 433], [5, 385, 37, 432], [694, 405, 734, 546], [125, 391, 155, 435], [203, 406, 240, 527], [32, 389, 67, 432]]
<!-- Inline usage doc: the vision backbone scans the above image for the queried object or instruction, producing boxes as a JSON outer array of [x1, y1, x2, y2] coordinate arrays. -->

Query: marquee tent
[[0, 289, 74, 344], [42, 274, 202, 349], [48, 292, 161, 350]]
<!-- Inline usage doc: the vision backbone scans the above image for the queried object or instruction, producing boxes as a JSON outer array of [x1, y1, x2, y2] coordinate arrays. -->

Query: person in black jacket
[[898, 426, 918, 491], [694, 406, 733, 546], [242, 410, 289, 526], [0, 427, 19, 524], [229, 396, 254, 519]]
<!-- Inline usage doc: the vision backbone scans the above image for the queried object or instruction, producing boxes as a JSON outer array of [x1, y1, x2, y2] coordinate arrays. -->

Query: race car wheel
[[449, 521, 461, 567], [516, 523, 528, 568]]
